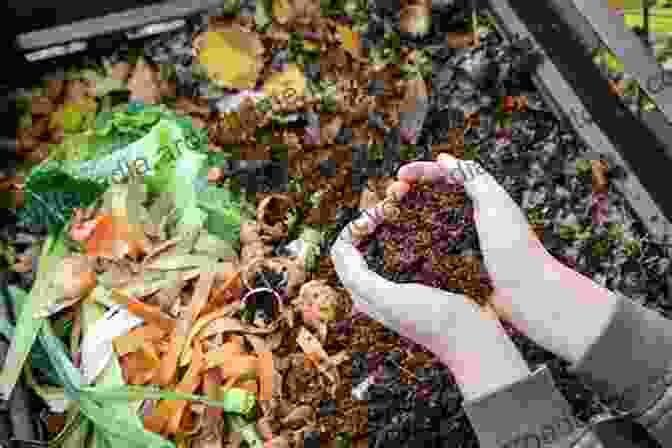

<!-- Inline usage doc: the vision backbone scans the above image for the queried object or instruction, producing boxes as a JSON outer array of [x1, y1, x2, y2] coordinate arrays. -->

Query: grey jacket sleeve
[[461, 293, 672, 447]]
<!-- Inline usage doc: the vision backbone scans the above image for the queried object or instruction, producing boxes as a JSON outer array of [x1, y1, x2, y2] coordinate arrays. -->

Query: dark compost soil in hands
[[356, 181, 493, 307]]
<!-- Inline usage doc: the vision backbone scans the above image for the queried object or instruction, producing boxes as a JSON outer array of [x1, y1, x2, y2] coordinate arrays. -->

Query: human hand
[[330, 183, 531, 401], [397, 154, 621, 364]]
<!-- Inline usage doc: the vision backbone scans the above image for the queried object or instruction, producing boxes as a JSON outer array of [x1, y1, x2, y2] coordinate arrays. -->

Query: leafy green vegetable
[[197, 185, 242, 248], [1, 288, 63, 386], [0, 230, 69, 401], [50, 101, 98, 133], [16, 165, 106, 233]]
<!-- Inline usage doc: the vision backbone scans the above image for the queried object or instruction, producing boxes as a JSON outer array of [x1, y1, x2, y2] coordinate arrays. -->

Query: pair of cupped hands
[[331, 154, 622, 402]]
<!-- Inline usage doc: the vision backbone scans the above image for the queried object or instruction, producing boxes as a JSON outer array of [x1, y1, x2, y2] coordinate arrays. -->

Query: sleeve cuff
[[462, 365, 587, 448], [568, 294, 672, 414]]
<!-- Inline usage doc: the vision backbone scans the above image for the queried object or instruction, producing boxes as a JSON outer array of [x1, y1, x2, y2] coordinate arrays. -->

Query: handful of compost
[[353, 179, 493, 307]]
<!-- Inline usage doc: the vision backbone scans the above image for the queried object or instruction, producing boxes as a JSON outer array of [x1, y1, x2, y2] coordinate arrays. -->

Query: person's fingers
[[397, 161, 453, 184], [330, 223, 403, 310], [386, 180, 411, 201]]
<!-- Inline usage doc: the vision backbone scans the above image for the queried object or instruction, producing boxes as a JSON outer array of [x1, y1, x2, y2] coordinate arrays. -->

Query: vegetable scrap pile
[[0, 151, 362, 448]]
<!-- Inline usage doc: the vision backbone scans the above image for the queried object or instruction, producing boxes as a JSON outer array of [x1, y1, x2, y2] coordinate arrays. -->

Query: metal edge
[[15, 0, 223, 52], [570, 0, 672, 122], [487, 0, 672, 243], [545, 0, 672, 159]]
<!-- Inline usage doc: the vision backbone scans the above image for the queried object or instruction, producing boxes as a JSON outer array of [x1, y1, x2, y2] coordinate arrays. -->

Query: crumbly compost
[[362, 181, 494, 307]]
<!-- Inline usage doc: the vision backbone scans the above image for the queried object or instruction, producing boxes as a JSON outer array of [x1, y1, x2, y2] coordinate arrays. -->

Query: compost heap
[[2, 0, 654, 447]]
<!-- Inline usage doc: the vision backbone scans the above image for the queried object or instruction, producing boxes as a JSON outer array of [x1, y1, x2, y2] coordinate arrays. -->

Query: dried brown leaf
[[31, 96, 54, 116], [281, 405, 314, 427], [109, 62, 132, 81], [128, 58, 162, 105]]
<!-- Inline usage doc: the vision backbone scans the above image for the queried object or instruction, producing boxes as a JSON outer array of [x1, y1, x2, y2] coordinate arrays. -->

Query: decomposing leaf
[[128, 58, 162, 105], [198, 316, 278, 341], [219, 355, 258, 380], [273, 0, 294, 24], [265, 436, 290, 448], [150, 342, 205, 436], [180, 302, 242, 367], [336, 25, 362, 58], [204, 337, 245, 369], [400, 4, 432, 37], [243, 334, 268, 354], [109, 61, 132, 81], [262, 64, 307, 98], [113, 324, 166, 357], [197, 28, 265, 90], [237, 379, 259, 395], [257, 350, 274, 401], [49, 98, 98, 133], [31, 96, 55, 115], [295, 327, 328, 362], [157, 310, 191, 386], [146, 254, 217, 271], [126, 298, 176, 334], [280, 405, 313, 427], [46, 78, 65, 101]]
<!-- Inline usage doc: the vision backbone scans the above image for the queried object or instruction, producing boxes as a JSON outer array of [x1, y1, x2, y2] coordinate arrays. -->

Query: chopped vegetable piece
[[238, 379, 259, 395], [156, 312, 190, 387], [257, 351, 274, 401], [218, 387, 257, 416], [126, 298, 176, 334], [153, 342, 205, 436], [179, 302, 240, 367], [204, 337, 245, 369], [219, 355, 258, 379], [113, 324, 166, 357]]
